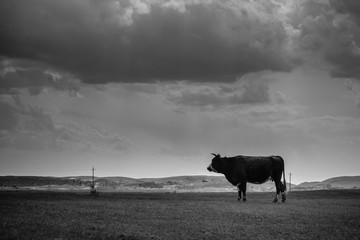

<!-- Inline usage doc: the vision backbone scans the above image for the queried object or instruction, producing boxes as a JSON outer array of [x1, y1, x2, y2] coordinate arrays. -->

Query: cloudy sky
[[0, 0, 359, 183]]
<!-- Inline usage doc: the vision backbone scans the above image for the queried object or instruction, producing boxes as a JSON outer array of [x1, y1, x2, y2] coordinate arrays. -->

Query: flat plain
[[1, 190, 360, 240]]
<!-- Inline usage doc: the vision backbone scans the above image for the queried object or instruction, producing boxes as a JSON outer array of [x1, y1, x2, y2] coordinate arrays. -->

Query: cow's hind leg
[[236, 182, 247, 202], [280, 182, 286, 202], [273, 180, 281, 203]]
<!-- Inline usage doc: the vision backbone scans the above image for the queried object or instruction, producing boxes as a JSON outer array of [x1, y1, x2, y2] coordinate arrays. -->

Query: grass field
[[1, 190, 360, 240]]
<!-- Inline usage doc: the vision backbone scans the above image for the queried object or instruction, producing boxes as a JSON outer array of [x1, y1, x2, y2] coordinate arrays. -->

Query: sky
[[0, 0, 360, 184]]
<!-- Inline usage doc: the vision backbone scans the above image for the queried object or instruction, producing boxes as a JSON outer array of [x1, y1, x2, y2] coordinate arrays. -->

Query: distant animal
[[207, 153, 286, 203]]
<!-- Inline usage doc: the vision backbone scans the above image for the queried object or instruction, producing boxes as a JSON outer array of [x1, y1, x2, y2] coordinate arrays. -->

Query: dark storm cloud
[[331, 0, 360, 21], [0, 0, 293, 83], [0, 67, 81, 96], [328, 0, 360, 80], [0, 95, 132, 152], [294, 0, 360, 81], [0, 58, 81, 96]]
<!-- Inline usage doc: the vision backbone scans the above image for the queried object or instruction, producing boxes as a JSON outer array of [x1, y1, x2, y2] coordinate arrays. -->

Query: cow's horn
[[211, 153, 217, 156]]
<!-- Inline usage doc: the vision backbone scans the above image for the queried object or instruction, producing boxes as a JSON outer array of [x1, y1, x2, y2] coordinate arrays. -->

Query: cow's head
[[207, 153, 222, 173]]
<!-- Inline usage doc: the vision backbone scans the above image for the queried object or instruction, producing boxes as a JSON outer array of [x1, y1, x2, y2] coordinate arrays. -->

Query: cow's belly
[[247, 174, 271, 184], [246, 163, 272, 184]]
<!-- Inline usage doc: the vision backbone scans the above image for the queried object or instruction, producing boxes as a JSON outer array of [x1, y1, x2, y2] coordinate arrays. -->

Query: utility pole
[[91, 166, 96, 195], [289, 172, 292, 192], [92, 166, 95, 189]]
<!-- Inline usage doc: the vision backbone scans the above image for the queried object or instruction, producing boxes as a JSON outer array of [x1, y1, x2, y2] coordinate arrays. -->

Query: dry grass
[[1, 190, 360, 240]]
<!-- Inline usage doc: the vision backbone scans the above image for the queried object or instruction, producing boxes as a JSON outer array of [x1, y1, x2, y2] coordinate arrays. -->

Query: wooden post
[[289, 172, 292, 192]]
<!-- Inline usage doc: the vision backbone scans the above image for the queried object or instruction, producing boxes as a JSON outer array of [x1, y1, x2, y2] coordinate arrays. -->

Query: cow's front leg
[[236, 183, 242, 201], [241, 181, 247, 202]]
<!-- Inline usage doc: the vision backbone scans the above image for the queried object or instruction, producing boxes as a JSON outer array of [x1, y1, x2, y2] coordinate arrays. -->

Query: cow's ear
[[211, 153, 221, 158]]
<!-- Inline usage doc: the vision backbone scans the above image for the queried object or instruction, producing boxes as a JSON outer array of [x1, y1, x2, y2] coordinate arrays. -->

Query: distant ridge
[[296, 176, 360, 190], [0, 175, 359, 192]]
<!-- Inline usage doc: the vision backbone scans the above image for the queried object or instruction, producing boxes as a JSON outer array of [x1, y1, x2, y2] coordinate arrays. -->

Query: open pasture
[[1, 190, 360, 240]]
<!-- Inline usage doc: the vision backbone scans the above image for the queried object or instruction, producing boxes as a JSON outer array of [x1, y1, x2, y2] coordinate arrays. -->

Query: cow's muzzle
[[207, 164, 218, 173]]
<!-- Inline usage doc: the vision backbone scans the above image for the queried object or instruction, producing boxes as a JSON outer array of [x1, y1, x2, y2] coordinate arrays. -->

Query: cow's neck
[[224, 174, 239, 186], [218, 157, 239, 185]]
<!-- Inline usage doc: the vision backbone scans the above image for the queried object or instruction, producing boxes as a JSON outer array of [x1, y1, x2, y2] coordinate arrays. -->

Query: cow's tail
[[281, 156, 287, 192]]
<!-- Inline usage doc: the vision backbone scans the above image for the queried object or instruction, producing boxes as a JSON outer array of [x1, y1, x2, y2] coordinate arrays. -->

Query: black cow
[[207, 153, 286, 203]]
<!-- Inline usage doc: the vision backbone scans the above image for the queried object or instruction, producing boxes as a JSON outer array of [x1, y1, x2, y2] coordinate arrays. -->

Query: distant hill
[[0, 175, 359, 192], [295, 176, 360, 191]]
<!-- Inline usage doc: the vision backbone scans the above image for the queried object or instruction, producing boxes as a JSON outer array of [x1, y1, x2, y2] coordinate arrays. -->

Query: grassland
[[1, 190, 360, 240]]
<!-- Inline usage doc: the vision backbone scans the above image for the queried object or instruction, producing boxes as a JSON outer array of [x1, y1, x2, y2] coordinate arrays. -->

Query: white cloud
[[344, 79, 360, 108]]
